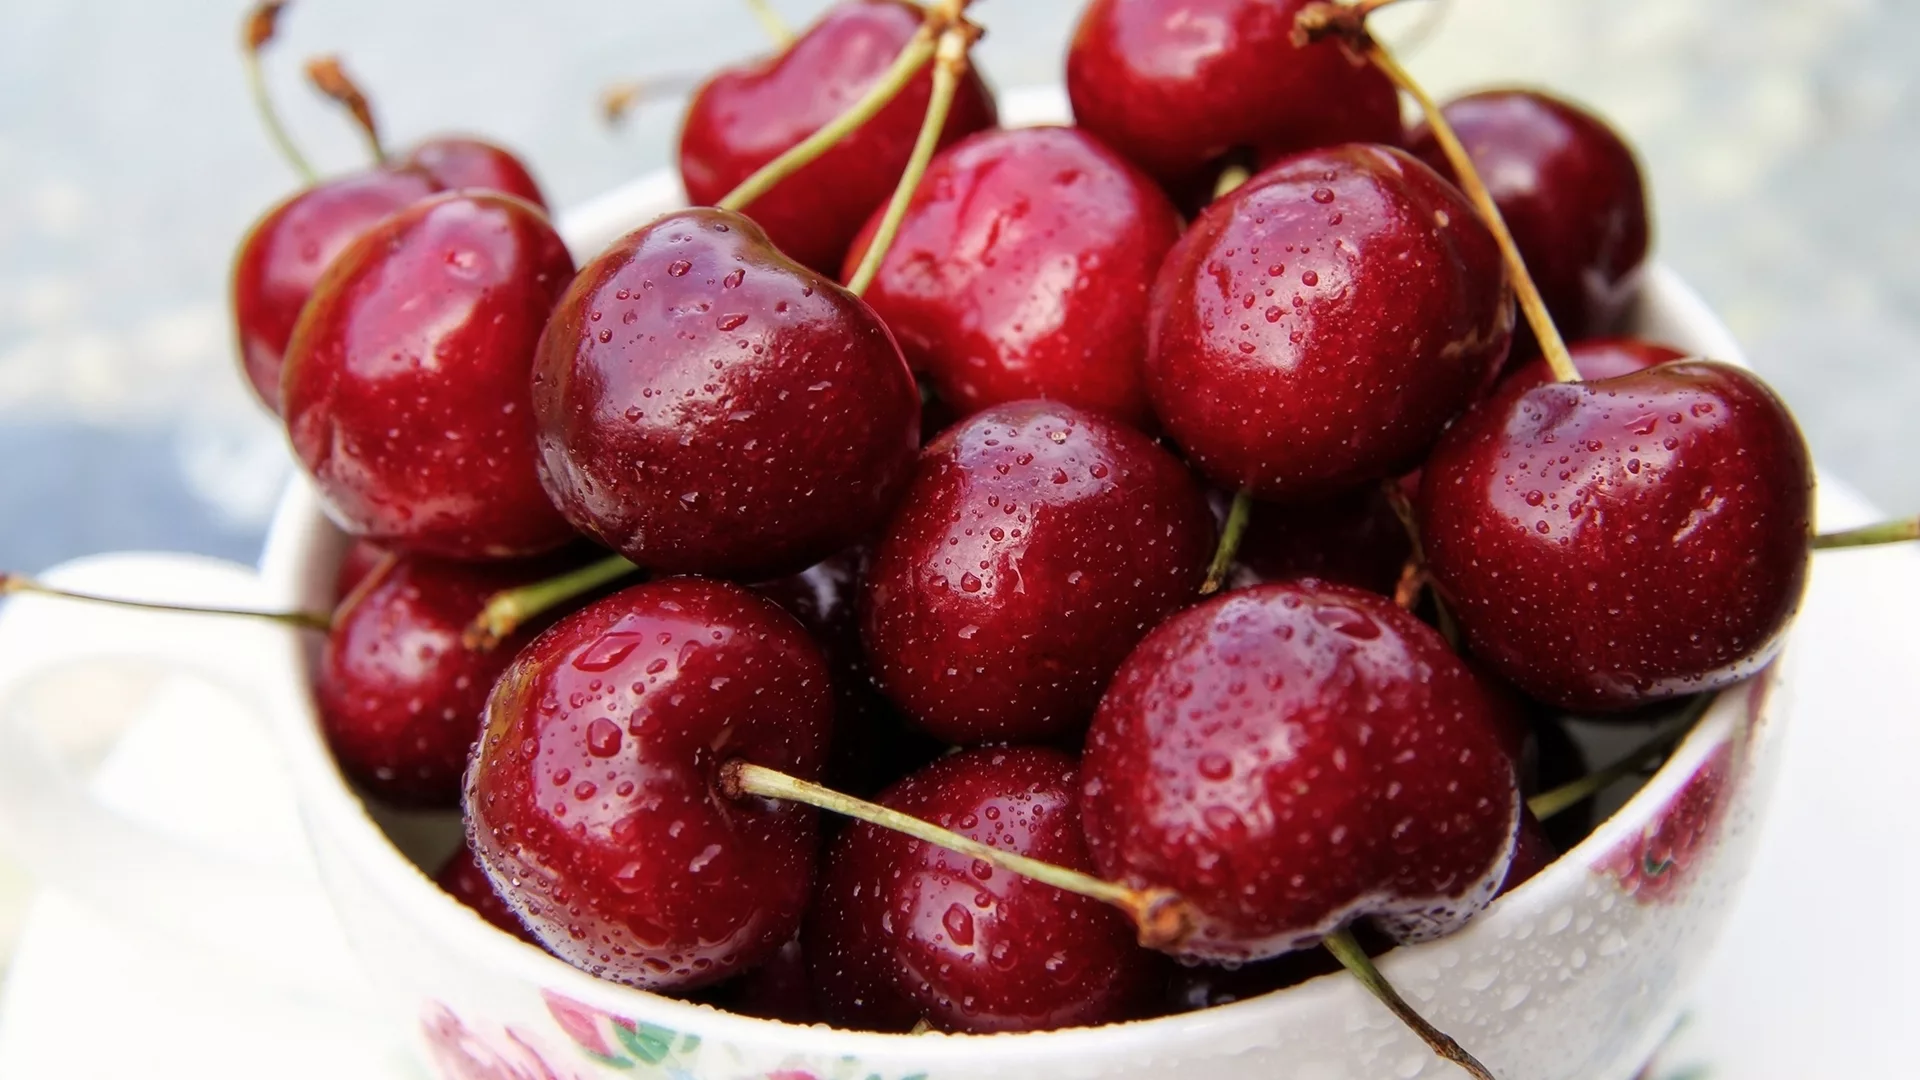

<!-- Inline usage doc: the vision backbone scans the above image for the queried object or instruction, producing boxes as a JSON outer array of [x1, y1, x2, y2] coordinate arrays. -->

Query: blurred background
[[0, 0, 1915, 972]]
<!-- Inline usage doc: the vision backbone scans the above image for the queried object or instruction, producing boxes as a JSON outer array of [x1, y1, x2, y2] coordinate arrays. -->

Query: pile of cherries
[[207, 0, 1834, 1065]]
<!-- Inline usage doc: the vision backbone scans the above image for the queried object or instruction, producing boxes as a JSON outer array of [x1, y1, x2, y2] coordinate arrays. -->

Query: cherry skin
[[1419, 361, 1813, 712], [1067, 0, 1402, 194], [401, 136, 547, 209], [678, 0, 997, 274], [1146, 145, 1514, 502], [1410, 90, 1650, 346], [1500, 336, 1689, 394], [435, 838, 539, 944], [843, 126, 1183, 427], [317, 551, 567, 806], [466, 578, 832, 990], [1215, 486, 1412, 597], [862, 401, 1216, 744], [1081, 581, 1523, 963], [532, 208, 921, 581], [232, 167, 440, 411], [332, 538, 392, 602], [808, 746, 1166, 1033], [284, 191, 578, 560]]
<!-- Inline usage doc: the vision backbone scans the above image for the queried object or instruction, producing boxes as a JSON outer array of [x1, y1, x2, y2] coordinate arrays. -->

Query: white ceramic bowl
[[0, 88, 1791, 1080]]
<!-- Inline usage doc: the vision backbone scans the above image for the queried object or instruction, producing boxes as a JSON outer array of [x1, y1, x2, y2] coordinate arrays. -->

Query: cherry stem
[[743, 0, 795, 46], [1527, 692, 1711, 821], [844, 14, 979, 297], [304, 54, 385, 165], [1381, 480, 1459, 647], [1298, 6, 1577, 385], [240, 0, 316, 182], [1810, 516, 1920, 551], [1213, 162, 1252, 199], [463, 554, 641, 651], [1323, 928, 1497, 1080], [598, 73, 704, 127], [720, 760, 1198, 950], [0, 572, 330, 633], [1200, 490, 1253, 596]]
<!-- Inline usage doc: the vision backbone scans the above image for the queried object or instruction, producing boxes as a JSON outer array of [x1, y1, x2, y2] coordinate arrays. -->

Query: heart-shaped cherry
[[532, 208, 920, 581], [1081, 580, 1523, 962], [808, 745, 1166, 1033], [1418, 361, 1813, 711], [1067, 0, 1402, 195], [466, 578, 832, 990], [434, 838, 539, 945], [283, 191, 578, 559], [1410, 89, 1649, 349], [862, 401, 1215, 744], [1146, 144, 1513, 501], [843, 125, 1183, 427], [678, 0, 997, 273]]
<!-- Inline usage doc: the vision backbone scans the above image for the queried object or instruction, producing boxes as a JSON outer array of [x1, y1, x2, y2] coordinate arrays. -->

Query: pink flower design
[[422, 1002, 583, 1080], [1602, 741, 1735, 903], [541, 990, 624, 1060]]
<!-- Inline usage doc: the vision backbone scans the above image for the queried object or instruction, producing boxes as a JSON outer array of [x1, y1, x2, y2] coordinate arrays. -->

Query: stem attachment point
[[464, 554, 641, 651]]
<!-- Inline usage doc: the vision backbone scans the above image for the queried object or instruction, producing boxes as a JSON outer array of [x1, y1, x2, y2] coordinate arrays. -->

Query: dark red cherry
[[712, 937, 819, 1024], [1082, 581, 1523, 963], [333, 538, 392, 602], [1067, 0, 1402, 193], [532, 208, 920, 581], [809, 746, 1165, 1033], [1215, 486, 1412, 597], [1500, 336, 1689, 394], [466, 578, 832, 990], [1419, 361, 1813, 712], [401, 136, 547, 209], [435, 838, 539, 944], [863, 401, 1215, 744], [843, 126, 1182, 427], [1410, 90, 1650, 345], [231, 167, 440, 411], [284, 191, 578, 560], [678, 0, 997, 273], [318, 551, 564, 806], [1146, 145, 1513, 501]]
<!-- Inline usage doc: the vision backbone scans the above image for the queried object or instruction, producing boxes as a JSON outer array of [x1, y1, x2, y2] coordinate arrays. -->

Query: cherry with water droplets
[[435, 838, 539, 945], [862, 401, 1216, 744]]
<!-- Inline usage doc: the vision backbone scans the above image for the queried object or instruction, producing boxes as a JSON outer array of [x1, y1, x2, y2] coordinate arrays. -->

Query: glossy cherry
[[435, 838, 539, 944], [532, 208, 921, 581], [1215, 486, 1412, 597], [1500, 336, 1688, 394], [843, 126, 1183, 427], [402, 136, 548, 208], [1067, 0, 1402, 194], [862, 401, 1215, 744], [1410, 90, 1650, 346], [808, 746, 1165, 1033], [466, 578, 832, 990], [1146, 145, 1513, 501], [317, 551, 562, 806], [1081, 581, 1523, 962], [678, 0, 997, 273], [1419, 361, 1814, 711], [284, 191, 578, 559]]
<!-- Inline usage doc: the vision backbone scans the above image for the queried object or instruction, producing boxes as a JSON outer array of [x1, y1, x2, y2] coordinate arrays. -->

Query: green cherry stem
[[1527, 693, 1712, 821], [240, 0, 317, 182], [1810, 516, 1920, 551], [1381, 479, 1459, 647], [1200, 491, 1253, 595], [462, 554, 642, 650], [1323, 929, 1497, 1080], [0, 573, 330, 632], [743, 0, 795, 46], [304, 54, 386, 165], [720, 760, 1199, 950]]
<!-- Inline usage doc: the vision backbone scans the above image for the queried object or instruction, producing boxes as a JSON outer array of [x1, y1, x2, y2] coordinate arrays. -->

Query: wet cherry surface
[[808, 746, 1165, 1033], [1081, 581, 1523, 963], [466, 578, 832, 990], [678, 0, 997, 274], [435, 838, 540, 945], [845, 126, 1183, 427], [532, 208, 920, 581], [862, 401, 1216, 744], [402, 136, 548, 209], [284, 191, 578, 560], [1146, 145, 1513, 501], [1420, 361, 1814, 711]]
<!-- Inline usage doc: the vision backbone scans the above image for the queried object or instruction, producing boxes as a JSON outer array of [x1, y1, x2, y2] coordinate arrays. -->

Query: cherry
[[466, 578, 831, 990], [1146, 144, 1513, 501], [317, 550, 568, 806], [435, 838, 539, 944], [1066, 0, 1403, 194], [1213, 485, 1412, 597], [401, 136, 548, 208], [862, 401, 1215, 744], [1500, 336, 1688, 394], [678, 0, 997, 274], [808, 746, 1165, 1033], [842, 126, 1183, 427], [1409, 89, 1650, 347], [1081, 580, 1523, 963], [1418, 361, 1814, 711], [531, 208, 921, 581]]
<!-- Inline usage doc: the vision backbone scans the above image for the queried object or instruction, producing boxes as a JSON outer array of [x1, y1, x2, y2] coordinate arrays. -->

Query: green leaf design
[[580, 1047, 636, 1070], [613, 1020, 679, 1065]]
